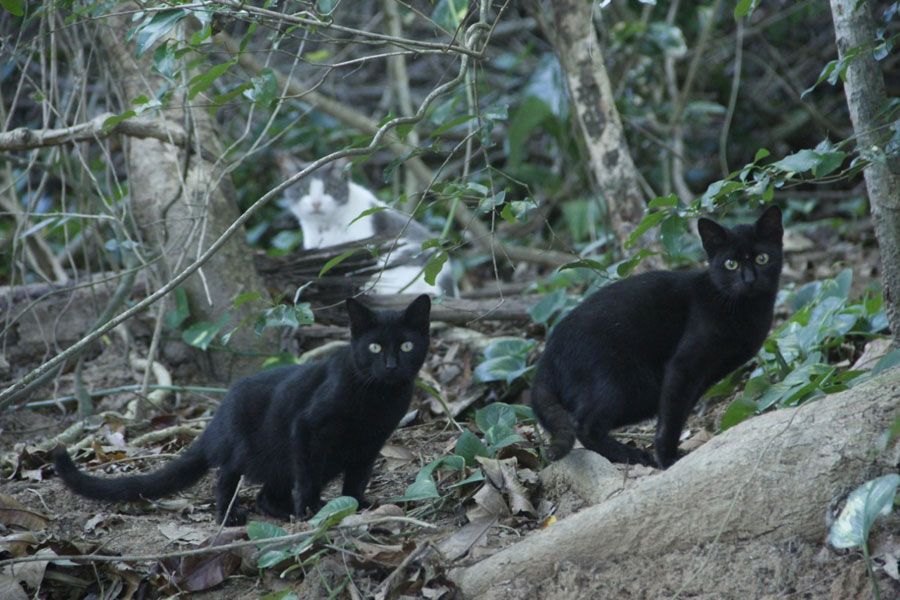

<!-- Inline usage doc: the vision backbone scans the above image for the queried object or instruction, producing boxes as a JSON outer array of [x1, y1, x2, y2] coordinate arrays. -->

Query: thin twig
[[0, 516, 437, 569]]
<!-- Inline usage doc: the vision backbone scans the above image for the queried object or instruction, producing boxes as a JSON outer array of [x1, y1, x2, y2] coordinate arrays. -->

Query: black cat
[[531, 205, 783, 469], [53, 294, 431, 525]]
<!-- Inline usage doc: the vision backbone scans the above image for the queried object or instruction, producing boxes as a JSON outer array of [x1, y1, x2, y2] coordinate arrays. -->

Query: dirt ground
[[1, 234, 897, 599]]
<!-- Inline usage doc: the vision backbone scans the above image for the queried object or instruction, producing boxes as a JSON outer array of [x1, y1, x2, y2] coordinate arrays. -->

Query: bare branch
[[0, 112, 187, 151]]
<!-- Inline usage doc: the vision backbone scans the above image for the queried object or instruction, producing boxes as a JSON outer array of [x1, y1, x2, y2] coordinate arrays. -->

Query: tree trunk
[[830, 0, 900, 343], [548, 0, 663, 268], [100, 12, 277, 381], [453, 368, 900, 598]]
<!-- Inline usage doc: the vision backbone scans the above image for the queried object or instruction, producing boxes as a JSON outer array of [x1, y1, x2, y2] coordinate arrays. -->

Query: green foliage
[[249, 497, 358, 574], [0, 0, 24, 16], [454, 402, 535, 465], [165, 288, 314, 357], [392, 456, 466, 502], [398, 402, 535, 505], [829, 474, 900, 600], [472, 338, 536, 385], [719, 270, 895, 430]]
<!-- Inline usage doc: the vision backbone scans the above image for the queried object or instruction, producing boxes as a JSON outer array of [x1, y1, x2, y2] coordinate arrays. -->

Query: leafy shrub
[[471, 338, 536, 386], [720, 269, 900, 429]]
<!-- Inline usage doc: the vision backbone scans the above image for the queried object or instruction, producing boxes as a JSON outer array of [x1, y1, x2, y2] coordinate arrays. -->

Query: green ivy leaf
[[771, 149, 821, 173], [233, 291, 261, 310], [812, 151, 847, 178], [319, 247, 366, 277], [308, 496, 358, 529], [616, 249, 658, 277], [247, 520, 288, 541], [734, 0, 756, 19], [829, 474, 900, 549], [182, 312, 230, 350], [392, 456, 465, 502], [455, 429, 491, 465], [423, 250, 448, 286], [719, 396, 758, 431], [188, 59, 236, 100], [0, 0, 23, 16], [483, 338, 534, 360], [243, 68, 278, 106], [165, 287, 190, 329], [103, 111, 137, 133], [528, 288, 568, 325], [134, 9, 188, 57], [476, 402, 518, 433], [626, 211, 666, 247]]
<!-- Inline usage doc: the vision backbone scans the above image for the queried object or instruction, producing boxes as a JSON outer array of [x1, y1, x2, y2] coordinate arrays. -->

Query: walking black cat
[[53, 294, 431, 525], [531, 205, 783, 469]]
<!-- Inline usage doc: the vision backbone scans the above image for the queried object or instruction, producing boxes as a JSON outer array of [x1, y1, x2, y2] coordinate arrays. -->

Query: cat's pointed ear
[[346, 297, 378, 336], [697, 217, 729, 256], [755, 205, 783, 241], [403, 294, 431, 334]]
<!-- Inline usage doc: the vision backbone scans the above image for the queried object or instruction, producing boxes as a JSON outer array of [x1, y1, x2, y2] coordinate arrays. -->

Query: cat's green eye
[[400, 341, 414, 352], [724, 259, 739, 270], [368, 343, 382, 354], [755, 253, 769, 265]]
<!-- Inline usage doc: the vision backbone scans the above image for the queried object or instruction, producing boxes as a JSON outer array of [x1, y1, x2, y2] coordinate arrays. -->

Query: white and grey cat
[[283, 161, 457, 296]]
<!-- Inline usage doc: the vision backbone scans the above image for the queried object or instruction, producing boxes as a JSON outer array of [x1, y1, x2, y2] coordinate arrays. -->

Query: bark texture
[[453, 368, 900, 598], [99, 12, 276, 380], [550, 0, 663, 268], [830, 0, 900, 343]]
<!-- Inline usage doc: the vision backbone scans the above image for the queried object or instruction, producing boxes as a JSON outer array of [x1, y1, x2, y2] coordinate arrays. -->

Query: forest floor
[[1, 220, 898, 599]]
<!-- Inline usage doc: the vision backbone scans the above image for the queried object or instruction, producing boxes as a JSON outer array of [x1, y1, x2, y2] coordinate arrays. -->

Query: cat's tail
[[52, 442, 209, 503], [530, 381, 576, 461]]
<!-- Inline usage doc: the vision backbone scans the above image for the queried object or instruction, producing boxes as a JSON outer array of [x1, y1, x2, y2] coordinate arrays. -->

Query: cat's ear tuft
[[346, 297, 378, 336], [755, 205, 783, 241], [697, 217, 728, 256], [403, 294, 431, 333]]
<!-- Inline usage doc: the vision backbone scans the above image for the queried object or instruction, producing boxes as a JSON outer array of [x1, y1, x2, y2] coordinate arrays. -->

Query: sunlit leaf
[[829, 474, 900, 549], [182, 312, 230, 350]]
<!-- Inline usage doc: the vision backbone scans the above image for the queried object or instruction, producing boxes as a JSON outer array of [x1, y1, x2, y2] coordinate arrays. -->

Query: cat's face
[[699, 205, 784, 301], [346, 294, 431, 384], [286, 168, 349, 223]]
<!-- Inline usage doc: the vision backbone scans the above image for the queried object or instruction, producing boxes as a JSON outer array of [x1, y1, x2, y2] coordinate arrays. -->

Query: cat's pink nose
[[311, 200, 321, 210]]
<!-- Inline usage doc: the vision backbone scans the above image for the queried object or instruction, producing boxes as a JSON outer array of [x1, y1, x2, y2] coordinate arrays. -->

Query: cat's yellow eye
[[724, 259, 739, 270], [755, 253, 769, 265], [368, 343, 382, 354], [400, 341, 414, 353]]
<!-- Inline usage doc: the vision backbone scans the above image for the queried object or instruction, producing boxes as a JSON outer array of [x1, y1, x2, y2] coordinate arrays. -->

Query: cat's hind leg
[[575, 408, 655, 467]]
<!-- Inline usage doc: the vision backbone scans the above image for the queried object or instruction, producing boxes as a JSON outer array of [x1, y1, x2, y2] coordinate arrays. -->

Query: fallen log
[[452, 368, 900, 599]]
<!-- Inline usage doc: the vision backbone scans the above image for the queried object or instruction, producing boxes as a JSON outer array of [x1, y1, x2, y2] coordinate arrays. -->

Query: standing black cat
[[531, 205, 783, 469], [53, 294, 431, 525]]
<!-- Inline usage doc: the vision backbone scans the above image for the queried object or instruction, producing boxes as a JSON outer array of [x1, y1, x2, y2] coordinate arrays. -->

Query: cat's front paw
[[653, 448, 683, 469], [295, 497, 324, 520], [219, 505, 248, 526]]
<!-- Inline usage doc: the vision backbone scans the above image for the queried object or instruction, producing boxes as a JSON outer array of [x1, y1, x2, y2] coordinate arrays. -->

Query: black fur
[[531, 206, 783, 469], [53, 294, 431, 525]]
